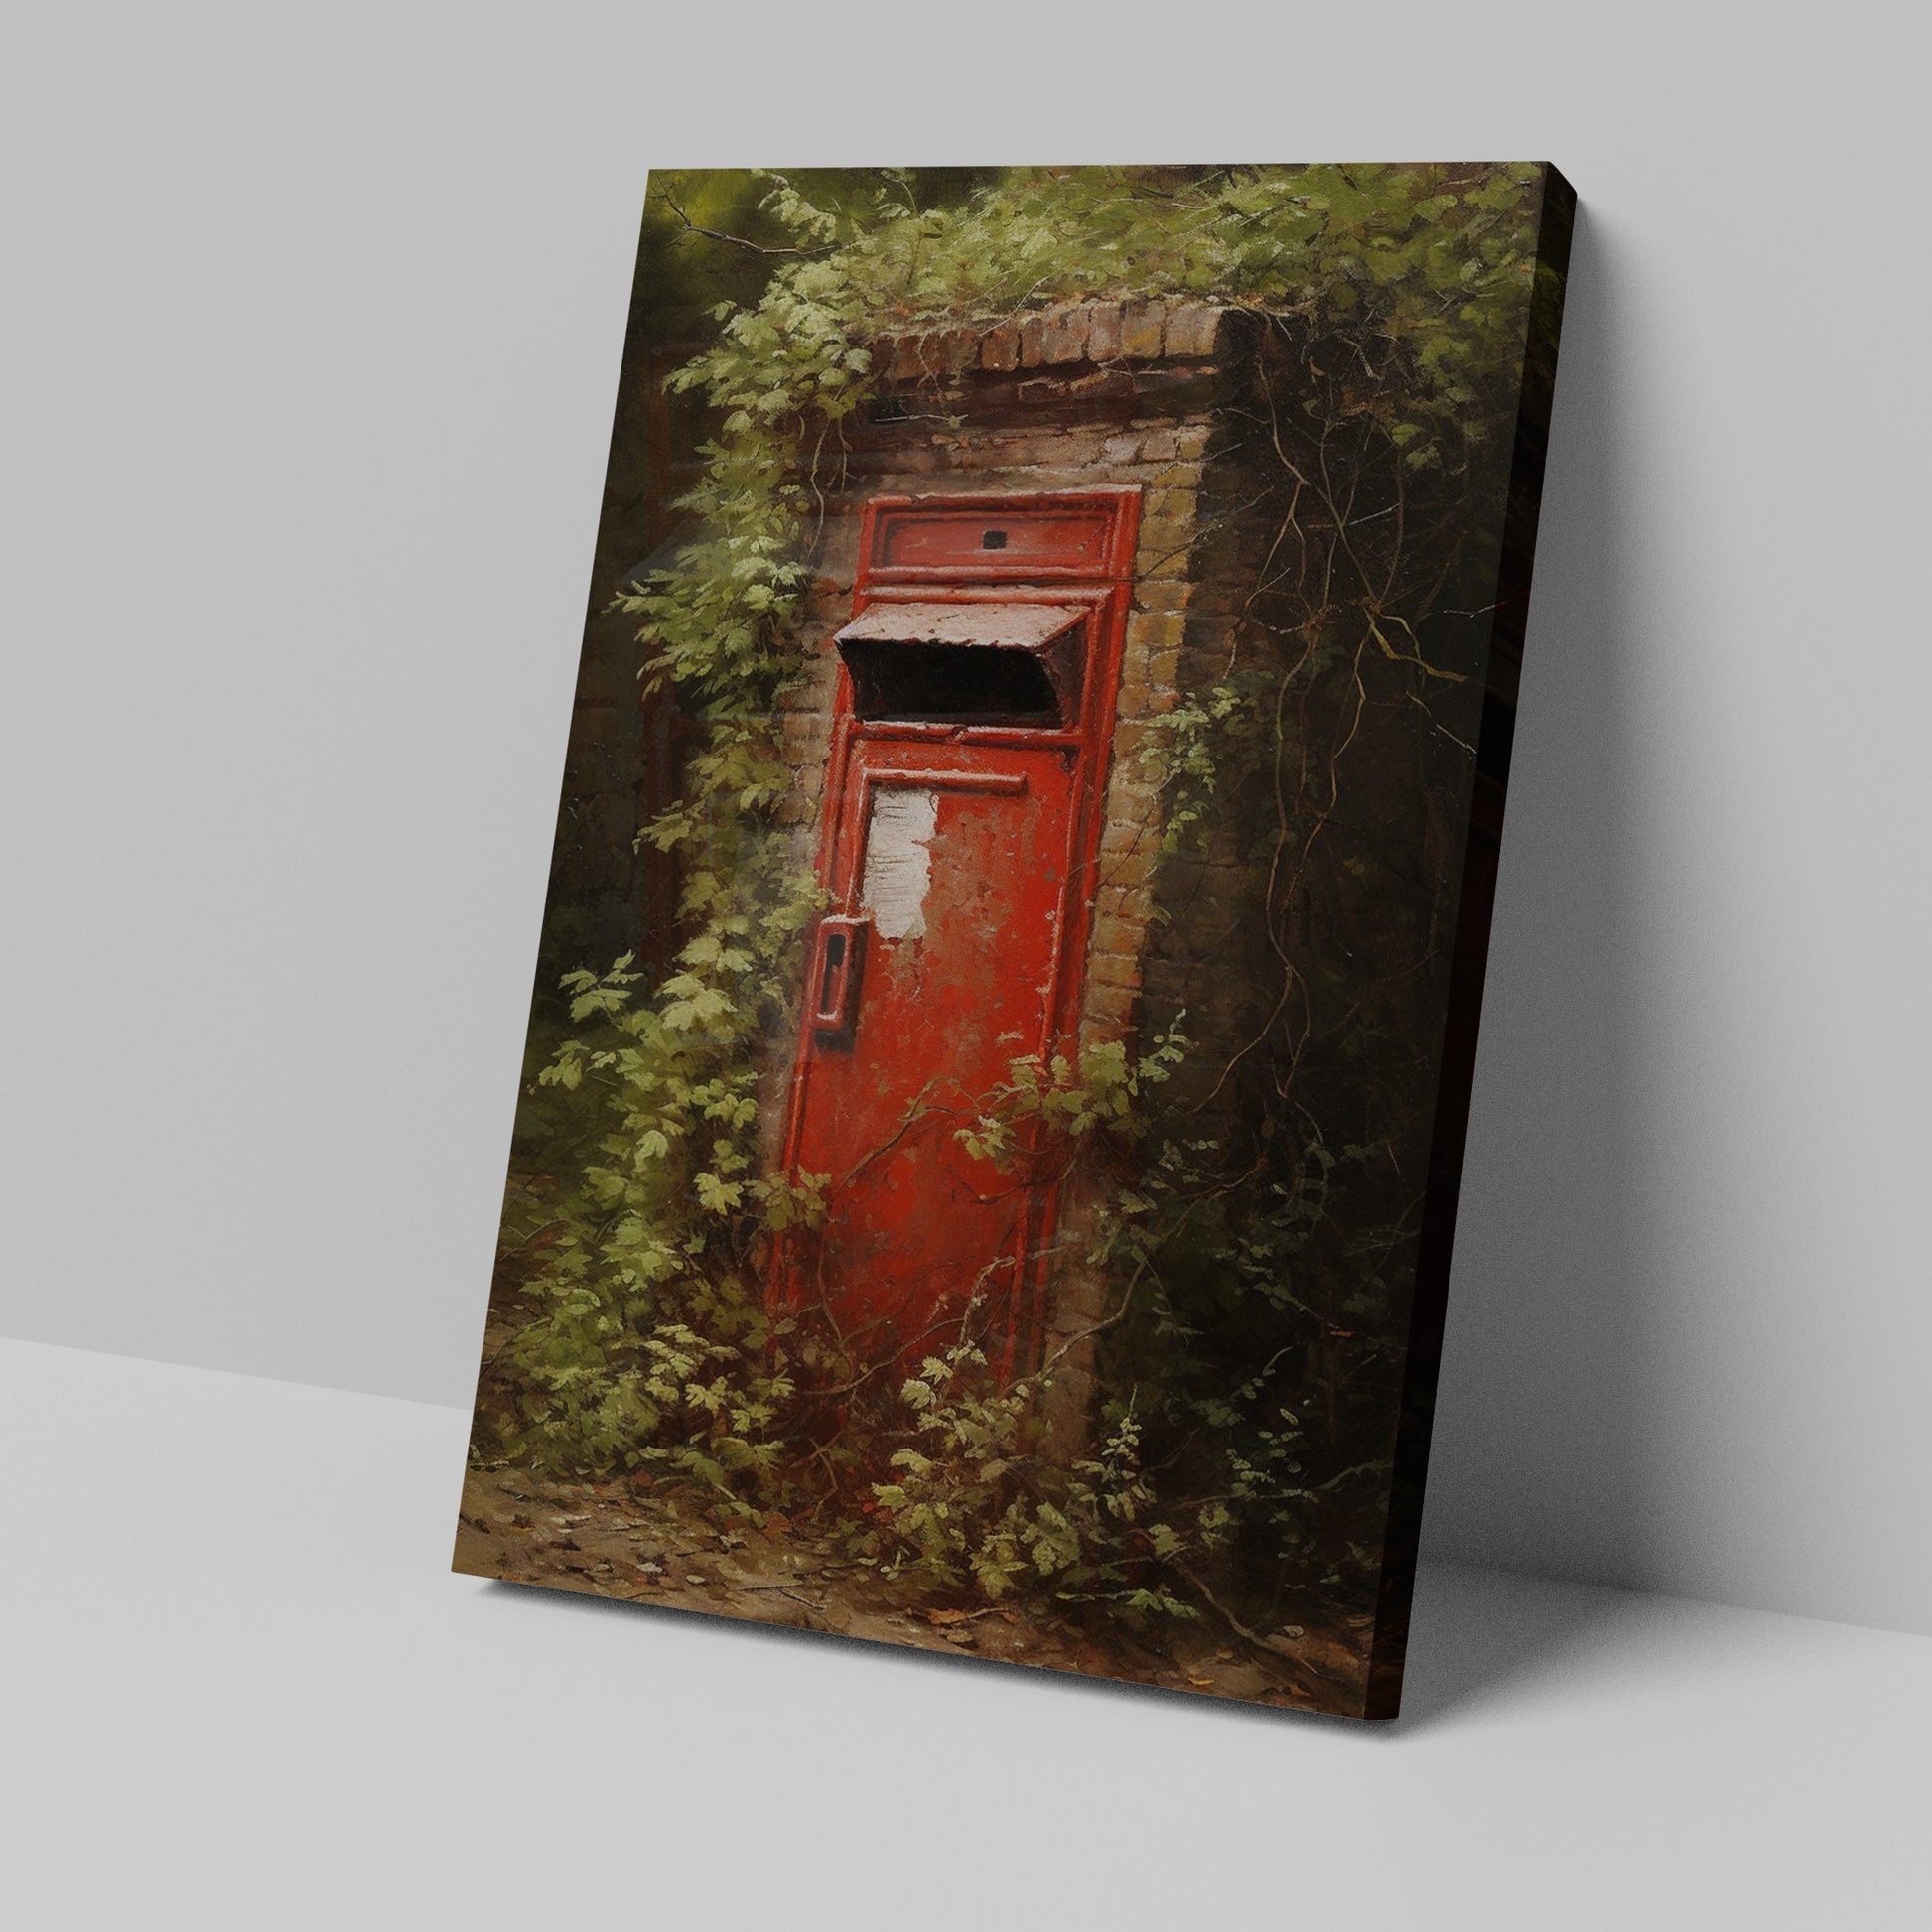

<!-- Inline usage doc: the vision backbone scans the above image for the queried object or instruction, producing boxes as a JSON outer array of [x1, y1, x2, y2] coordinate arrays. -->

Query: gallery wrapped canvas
[[455, 164, 1573, 1719]]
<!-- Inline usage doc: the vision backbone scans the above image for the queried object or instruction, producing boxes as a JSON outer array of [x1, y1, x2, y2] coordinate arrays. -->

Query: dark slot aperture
[[842, 640, 1063, 726], [818, 930, 847, 1007]]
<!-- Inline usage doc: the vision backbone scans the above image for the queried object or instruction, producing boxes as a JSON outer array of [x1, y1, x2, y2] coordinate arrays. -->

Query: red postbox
[[774, 487, 1142, 1374]]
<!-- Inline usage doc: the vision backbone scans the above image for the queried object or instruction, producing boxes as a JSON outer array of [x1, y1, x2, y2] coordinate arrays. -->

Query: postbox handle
[[808, 913, 870, 1042]]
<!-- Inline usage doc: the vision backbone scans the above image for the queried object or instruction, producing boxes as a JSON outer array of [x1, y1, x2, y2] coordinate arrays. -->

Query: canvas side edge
[[1360, 164, 1578, 1720]]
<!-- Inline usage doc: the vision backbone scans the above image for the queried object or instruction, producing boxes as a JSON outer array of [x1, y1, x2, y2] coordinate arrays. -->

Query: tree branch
[[660, 194, 834, 259]]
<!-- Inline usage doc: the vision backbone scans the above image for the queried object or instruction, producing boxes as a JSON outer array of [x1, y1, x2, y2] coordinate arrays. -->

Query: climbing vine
[[473, 164, 1550, 1640]]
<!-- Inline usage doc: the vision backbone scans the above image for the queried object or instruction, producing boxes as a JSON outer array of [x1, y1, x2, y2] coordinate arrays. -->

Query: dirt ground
[[452, 1462, 1372, 1715]]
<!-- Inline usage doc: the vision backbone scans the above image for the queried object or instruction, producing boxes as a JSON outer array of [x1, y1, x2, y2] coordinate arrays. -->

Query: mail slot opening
[[843, 640, 1061, 725], [833, 601, 1084, 729]]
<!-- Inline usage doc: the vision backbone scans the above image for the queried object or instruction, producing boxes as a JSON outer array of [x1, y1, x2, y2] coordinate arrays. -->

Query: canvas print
[[455, 164, 1573, 1719]]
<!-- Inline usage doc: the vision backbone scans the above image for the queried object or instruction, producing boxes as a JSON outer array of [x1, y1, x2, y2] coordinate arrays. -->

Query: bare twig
[[660, 193, 833, 260]]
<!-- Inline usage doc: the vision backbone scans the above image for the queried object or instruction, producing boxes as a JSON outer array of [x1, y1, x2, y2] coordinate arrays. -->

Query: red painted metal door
[[786, 740, 1078, 1366], [776, 491, 1140, 1372]]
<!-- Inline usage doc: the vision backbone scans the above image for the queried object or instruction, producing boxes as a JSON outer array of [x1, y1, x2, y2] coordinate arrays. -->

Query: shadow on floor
[[1391, 1560, 1653, 1735], [473, 1550, 1646, 1739]]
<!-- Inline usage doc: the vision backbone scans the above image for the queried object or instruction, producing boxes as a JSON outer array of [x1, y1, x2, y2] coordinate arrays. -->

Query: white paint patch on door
[[861, 788, 938, 940]]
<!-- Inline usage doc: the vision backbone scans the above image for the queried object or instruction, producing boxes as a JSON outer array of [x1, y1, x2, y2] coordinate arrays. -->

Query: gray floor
[[5, 1336, 1926, 1929]]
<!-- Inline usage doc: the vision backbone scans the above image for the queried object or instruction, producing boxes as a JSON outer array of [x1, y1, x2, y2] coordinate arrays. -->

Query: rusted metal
[[833, 601, 1084, 650]]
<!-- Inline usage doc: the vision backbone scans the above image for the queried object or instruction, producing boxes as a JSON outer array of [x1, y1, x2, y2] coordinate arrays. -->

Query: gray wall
[[4, 1, 1928, 1637]]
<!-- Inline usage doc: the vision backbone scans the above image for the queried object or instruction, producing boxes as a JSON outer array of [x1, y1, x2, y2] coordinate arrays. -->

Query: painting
[[454, 165, 1574, 1719]]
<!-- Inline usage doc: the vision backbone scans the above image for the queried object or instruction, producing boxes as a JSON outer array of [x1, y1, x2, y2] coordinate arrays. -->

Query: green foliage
[[954, 1024, 1186, 1167], [865, 1329, 1199, 1623], [487, 933, 812, 1491]]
